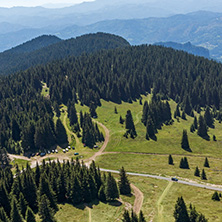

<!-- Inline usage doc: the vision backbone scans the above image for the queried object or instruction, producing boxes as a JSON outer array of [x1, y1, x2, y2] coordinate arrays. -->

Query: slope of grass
[[97, 152, 222, 185], [78, 96, 222, 158]]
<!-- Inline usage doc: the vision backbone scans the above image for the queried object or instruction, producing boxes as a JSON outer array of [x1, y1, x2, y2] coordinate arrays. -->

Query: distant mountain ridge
[[0, 32, 130, 75], [154, 42, 210, 59]]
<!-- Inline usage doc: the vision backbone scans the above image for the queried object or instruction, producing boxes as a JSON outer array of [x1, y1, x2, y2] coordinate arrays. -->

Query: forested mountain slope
[[0, 32, 130, 75], [0, 44, 222, 153]]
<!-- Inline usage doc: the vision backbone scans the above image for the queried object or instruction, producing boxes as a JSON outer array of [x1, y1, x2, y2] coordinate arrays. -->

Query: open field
[[96, 152, 222, 185], [74, 97, 222, 158]]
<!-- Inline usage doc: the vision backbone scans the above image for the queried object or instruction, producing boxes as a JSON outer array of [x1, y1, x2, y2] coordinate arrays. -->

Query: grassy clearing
[[128, 176, 222, 222], [78, 96, 222, 158], [97, 152, 222, 185], [54, 203, 88, 222], [10, 158, 30, 173]]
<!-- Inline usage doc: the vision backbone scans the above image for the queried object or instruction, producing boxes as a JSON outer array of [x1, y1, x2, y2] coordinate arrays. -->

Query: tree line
[[0, 160, 131, 222]]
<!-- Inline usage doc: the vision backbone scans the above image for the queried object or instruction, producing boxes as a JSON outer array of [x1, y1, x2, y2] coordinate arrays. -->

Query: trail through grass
[[157, 181, 173, 222]]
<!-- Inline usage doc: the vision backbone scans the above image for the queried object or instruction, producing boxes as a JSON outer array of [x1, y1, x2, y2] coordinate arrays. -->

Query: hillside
[[154, 41, 210, 58], [0, 32, 130, 75], [0, 40, 222, 221]]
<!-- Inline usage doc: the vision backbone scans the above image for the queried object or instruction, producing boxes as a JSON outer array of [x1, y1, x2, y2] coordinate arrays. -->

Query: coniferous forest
[[0, 159, 123, 222], [0, 42, 221, 153]]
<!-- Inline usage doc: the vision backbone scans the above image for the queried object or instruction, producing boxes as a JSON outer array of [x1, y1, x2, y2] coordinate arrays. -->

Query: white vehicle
[[68, 146, 71, 149], [52, 150, 55, 153], [66, 148, 69, 152], [55, 149, 58, 153], [63, 149, 66, 153]]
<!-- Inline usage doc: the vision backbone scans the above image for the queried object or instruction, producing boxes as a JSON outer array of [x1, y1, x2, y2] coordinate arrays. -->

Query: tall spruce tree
[[197, 115, 209, 139], [173, 196, 190, 222], [38, 195, 55, 222], [55, 118, 68, 146], [204, 157, 210, 168], [125, 110, 137, 138], [181, 130, 191, 152], [19, 192, 27, 218], [122, 210, 131, 222], [118, 167, 131, 195], [146, 117, 156, 140], [138, 210, 146, 222], [168, 154, 174, 165], [0, 207, 9, 222], [212, 191, 220, 201], [105, 173, 119, 201], [194, 167, 200, 177], [25, 207, 36, 222], [201, 169, 207, 180], [204, 107, 214, 128], [10, 197, 23, 222]]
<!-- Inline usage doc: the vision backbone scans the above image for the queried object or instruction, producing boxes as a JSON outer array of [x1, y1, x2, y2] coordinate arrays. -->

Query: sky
[[0, 0, 95, 8]]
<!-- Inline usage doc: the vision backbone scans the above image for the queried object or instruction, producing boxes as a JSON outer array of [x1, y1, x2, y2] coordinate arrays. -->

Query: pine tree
[[119, 115, 124, 124], [131, 210, 138, 222], [89, 102, 97, 118], [55, 118, 68, 146], [118, 167, 131, 195], [125, 110, 137, 138], [181, 111, 186, 120], [204, 106, 214, 128], [213, 135, 216, 141], [39, 174, 58, 211], [38, 195, 55, 222], [173, 196, 190, 222], [189, 205, 198, 222], [193, 116, 198, 129], [194, 167, 200, 177], [168, 154, 174, 165], [114, 106, 118, 114], [204, 157, 210, 168], [212, 191, 220, 201], [174, 104, 181, 118], [0, 183, 11, 217], [10, 197, 23, 222], [19, 192, 27, 218], [105, 173, 119, 201], [21, 123, 35, 152], [0, 207, 9, 222], [11, 119, 21, 142], [201, 169, 207, 180], [197, 115, 209, 139], [138, 210, 146, 222], [141, 101, 149, 125], [25, 207, 36, 222], [181, 130, 191, 152], [198, 213, 208, 222], [122, 210, 131, 222], [98, 185, 106, 202], [146, 116, 156, 140]]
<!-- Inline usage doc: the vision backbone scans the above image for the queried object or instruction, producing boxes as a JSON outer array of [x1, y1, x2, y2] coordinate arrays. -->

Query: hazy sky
[[0, 0, 95, 8]]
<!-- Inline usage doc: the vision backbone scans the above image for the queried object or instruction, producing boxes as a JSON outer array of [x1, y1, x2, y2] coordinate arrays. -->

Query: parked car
[[66, 148, 69, 152], [68, 146, 71, 149], [51, 150, 55, 153], [94, 145, 98, 148], [55, 149, 58, 153], [36, 152, 40, 156], [74, 152, 79, 155], [40, 152, 46, 157], [31, 153, 36, 157], [47, 150, 51, 154], [171, 177, 178, 182], [72, 146, 75, 150], [63, 149, 66, 153]]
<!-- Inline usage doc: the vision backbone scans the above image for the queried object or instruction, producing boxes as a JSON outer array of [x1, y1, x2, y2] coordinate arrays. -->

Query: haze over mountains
[[1, 0, 222, 60]]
